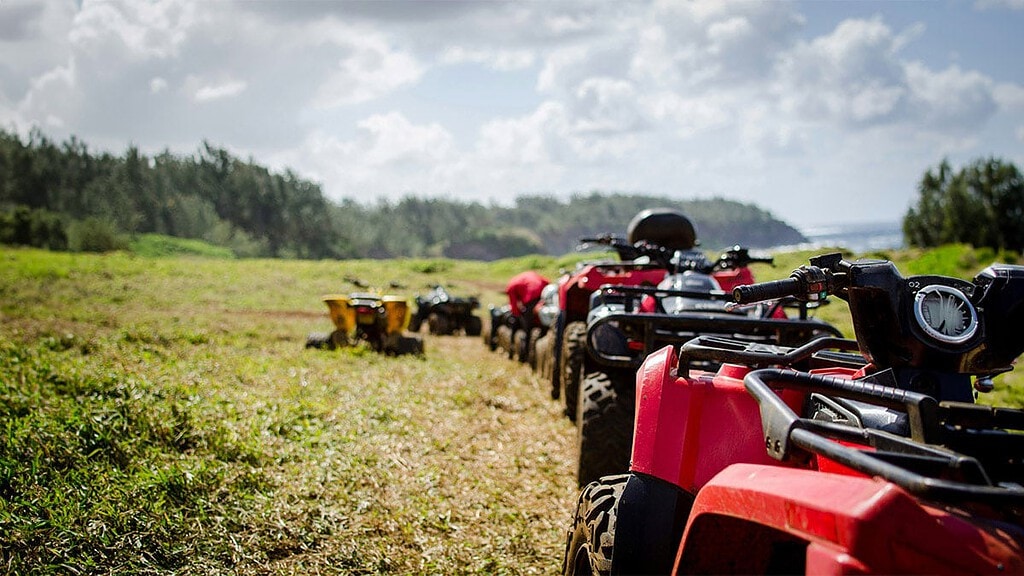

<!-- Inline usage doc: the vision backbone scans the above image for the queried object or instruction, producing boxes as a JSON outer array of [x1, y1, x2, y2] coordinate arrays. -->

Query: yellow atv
[[306, 288, 424, 355]]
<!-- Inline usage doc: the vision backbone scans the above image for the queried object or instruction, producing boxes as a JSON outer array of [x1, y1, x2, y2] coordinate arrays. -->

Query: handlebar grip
[[733, 277, 802, 304]]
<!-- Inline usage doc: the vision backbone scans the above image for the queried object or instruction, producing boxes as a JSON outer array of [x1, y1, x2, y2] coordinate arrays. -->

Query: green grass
[[0, 244, 1021, 573], [0, 246, 574, 574], [130, 234, 237, 259]]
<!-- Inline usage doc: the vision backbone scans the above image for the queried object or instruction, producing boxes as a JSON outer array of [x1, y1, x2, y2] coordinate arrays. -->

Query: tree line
[[0, 128, 807, 259], [904, 157, 1024, 254]]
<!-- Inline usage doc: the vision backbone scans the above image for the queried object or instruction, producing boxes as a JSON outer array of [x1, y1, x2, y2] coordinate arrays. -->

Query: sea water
[[774, 221, 904, 254]]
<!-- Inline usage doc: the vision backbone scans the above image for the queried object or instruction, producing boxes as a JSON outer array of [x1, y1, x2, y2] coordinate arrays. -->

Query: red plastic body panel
[[673, 464, 1024, 574], [629, 345, 1024, 574], [630, 346, 805, 491], [558, 264, 667, 323], [710, 266, 754, 292]]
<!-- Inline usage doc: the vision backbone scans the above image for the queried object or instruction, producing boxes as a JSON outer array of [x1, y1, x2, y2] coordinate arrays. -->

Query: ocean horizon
[[772, 220, 904, 254]]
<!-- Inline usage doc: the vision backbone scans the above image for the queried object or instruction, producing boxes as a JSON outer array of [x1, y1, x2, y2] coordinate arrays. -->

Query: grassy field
[[1, 243, 1021, 574]]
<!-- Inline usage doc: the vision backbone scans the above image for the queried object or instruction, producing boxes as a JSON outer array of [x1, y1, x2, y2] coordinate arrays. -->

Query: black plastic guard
[[611, 472, 695, 575]]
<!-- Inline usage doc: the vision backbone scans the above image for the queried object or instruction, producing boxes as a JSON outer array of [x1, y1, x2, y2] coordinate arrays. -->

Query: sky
[[1, 0, 1023, 228]]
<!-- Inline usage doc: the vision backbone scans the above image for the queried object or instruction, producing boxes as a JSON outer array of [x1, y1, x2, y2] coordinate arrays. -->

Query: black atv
[[409, 285, 483, 336]]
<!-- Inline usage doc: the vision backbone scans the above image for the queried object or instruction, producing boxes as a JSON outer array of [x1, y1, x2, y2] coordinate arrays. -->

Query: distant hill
[[500, 193, 805, 255], [0, 128, 804, 260]]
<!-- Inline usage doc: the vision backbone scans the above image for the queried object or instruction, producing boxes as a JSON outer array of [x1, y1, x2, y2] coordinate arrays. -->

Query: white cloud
[[16, 58, 78, 131], [572, 77, 644, 135], [192, 79, 246, 103], [904, 62, 996, 132], [478, 102, 567, 166], [69, 0, 197, 61], [356, 112, 454, 165], [311, 32, 424, 108], [775, 18, 907, 125], [1, 0, 1021, 225], [439, 46, 534, 71], [274, 112, 459, 202]]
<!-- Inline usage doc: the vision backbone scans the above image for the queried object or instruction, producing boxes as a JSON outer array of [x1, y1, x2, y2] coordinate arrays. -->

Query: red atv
[[533, 235, 670, 420], [575, 244, 841, 486], [564, 253, 1024, 575], [534, 208, 698, 420]]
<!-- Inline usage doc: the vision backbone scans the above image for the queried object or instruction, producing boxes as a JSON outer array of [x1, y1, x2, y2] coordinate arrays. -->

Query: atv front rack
[[745, 368, 1024, 507]]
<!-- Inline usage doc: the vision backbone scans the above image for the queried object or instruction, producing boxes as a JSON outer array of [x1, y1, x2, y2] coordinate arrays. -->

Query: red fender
[[674, 464, 1024, 575]]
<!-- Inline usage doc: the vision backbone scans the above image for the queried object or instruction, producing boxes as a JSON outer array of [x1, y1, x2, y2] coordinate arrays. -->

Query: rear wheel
[[578, 369, 635, 487], [527, 327, 543, 369], [486, 313, 499, 351], [534, 330, 557, 397], [497, 325, 515, 359], [304, 332, 334, 350], [407, 313, 423, 333], [394, 335, 424, 355], [561, 321, 587, 422], [428, 313, 450, 335], [464, 315, 483, 337], [563, 474, 628, 576], [513, 329, 530, 363]]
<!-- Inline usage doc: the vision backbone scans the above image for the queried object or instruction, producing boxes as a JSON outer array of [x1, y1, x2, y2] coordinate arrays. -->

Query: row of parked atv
[[486, 208, 1024, 575]]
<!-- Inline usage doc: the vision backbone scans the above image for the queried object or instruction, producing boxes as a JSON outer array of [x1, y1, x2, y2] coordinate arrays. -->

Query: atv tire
[[513, 329, 530, 363], [561, 321, 587, 422], [464, 315, 483, 337], [534, 330, 557, 398], [563, 474, 628, 576], [577, 369, 635, 487], [527, 327, 543, 370], [305, 332, 335, 350], [399, 335, 425, 355], [407, 315, 423, 334], [486, 316, 499, 351], [497, 325, 515, 359], [428, 313, 450, 336]]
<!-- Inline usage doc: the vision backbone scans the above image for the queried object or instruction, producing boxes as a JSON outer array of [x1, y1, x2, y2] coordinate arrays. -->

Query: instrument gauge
[[913, 284, 978, 344]]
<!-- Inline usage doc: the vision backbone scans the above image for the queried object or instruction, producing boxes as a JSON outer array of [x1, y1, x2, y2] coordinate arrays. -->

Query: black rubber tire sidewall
[[428, 312, 451, 335], [577, 369, 636, 487], [561, 321, 587, 423], [464, 315, 483, 337], [562, 474, 628, 576]]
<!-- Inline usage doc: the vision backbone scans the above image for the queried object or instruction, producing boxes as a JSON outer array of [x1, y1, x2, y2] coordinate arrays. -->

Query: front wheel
[[577, 369, 635, 487], [563, 474, 628, 576], [561, 321, 587, 422]]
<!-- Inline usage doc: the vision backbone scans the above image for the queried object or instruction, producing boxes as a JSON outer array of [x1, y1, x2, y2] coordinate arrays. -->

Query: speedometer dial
[[913, 284, 978, 344]]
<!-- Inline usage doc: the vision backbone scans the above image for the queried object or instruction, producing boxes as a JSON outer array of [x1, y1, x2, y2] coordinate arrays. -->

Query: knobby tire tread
[[563, 474, 629, 576], [561, 321, 587, 422], [577, 369, 635, 487]]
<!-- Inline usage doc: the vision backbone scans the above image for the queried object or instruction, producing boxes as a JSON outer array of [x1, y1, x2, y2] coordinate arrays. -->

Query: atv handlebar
[[733, 263, 835, 304], [577, 237, 769, 273], [733, 277, 803, 304]]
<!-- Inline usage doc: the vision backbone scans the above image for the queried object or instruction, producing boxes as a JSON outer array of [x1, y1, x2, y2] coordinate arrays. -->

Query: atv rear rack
[[677, 335, 864, 374], [586, 285, 843, 369]]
